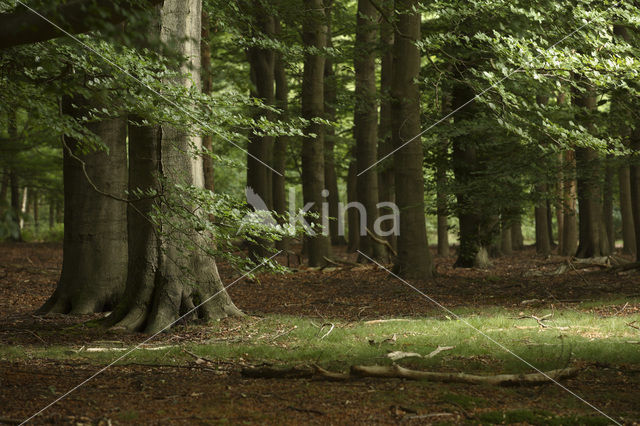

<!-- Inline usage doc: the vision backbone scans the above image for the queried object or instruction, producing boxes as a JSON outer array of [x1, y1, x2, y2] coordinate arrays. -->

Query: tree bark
[[323, 1, 345, 246], [561, 150, 579, 256], [452, 80, 480, 267], [106, 0, 241, 333], [630, 128, 640, 262], [201, 10, 214, 192], [301, 0, 331, 266], [619, 163, 637, 255], [377, 0, 396, 251], [39, 98, 128, 315], [510, 214, 524, 250], [574, 85, 609, 258], [347, 159, 360, 253], [603, 161, 615, 252], [390, 0, 432, 278], [355, 0, 384, 261], [273, 19, 290, 251]]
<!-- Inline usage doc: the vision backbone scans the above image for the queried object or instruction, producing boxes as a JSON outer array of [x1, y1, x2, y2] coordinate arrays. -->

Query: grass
[[2, 302, 639, 374]]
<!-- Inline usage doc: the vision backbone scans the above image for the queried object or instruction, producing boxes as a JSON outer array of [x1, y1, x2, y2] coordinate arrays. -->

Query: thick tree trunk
[[246, 6, 275, 212], [510, 215, 524, 250], [106, 0, 241, 333], [452, 80, 480, 267], [619, 164, 637, 255], [390, 0, 432, 278], [48, 195, 55, 229], [323, 3, 345, 246], [500, 216, 512, 255], [561, 150, 579, 256], [273, 19, 290, 251], [201, 10, 214, 192], [377, 0, 396, 251], [355, 0, 384, 261], [535, 192, 551, 256], [39, 99, 128, 314], [301, 0, 331, 266], [574, 87, 609, 258]]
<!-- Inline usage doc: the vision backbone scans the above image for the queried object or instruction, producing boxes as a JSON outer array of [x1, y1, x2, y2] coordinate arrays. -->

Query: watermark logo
[[239, 186, 399, 237]]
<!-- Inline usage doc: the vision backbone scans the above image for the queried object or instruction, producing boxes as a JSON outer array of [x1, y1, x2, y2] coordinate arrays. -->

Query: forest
[[1, 0, 640, 424]]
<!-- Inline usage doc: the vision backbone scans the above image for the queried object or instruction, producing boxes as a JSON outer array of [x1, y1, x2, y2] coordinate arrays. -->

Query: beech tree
[[390, 0, 432, 278]]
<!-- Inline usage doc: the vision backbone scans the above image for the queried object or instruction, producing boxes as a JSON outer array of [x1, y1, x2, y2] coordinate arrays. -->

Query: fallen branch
[[364, 318, 412, 325], [367, 228, 398, 257], [241, 364, 348, 381], [241, 363, 579, 386], [350, 365, 579, 386]]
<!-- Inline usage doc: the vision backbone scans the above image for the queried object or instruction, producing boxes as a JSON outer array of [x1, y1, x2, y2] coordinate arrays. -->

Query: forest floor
[[1, 242, 639, 425]]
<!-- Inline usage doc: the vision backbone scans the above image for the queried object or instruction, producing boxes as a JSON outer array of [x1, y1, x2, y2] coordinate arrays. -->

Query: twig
[[318, 323, 335, 340]]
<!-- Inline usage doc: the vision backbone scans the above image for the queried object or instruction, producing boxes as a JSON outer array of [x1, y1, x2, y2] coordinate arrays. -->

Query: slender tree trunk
[[273, 19, 290, 251], [347, 159, 360, 253], [377, 0, 396, 251], [603, 161, 615, 252], [19, 186, 27, 229], [201, 10, 214, 192], [390, 0, 431, 278], [301, 0, 330, 266], [619, 163, 637, 255], [355, 0, 384, 261], [561, 150, 579, 256], [535, 95, 551, 256], [556, 153, 565, 254], [39, 97, 128, 314], [8, 169, 21, 241], [535, 200, 551, 255], [630, 128, 640, 262], [106, 0, 241, 333], [323, 1, 345, 246], [48, 195, 55, 229], [33, 190, 39, 233], [436, 93, 451, 257]]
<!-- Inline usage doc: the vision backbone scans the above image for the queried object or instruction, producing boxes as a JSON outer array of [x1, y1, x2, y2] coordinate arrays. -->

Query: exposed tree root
[[241, 364, 580, 386]]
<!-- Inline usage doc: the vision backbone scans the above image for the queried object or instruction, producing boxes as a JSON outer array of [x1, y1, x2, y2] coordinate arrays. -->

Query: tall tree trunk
[[556, 152, 565, 254], [323, 1, 345, 246], [500, 215, 512, 255], [619, 163, 637, 255], [48, 194, 55, 229], [106, 0, 241, 333], [301, 0, 330, 266], [390, 0, 432, 278], [377, 0, 396, 251], [273, 19, 290, 251], [452, 79, 481, 267], [561, 150, 579, 256], [630, 128, 640, 262], [39, 98, 128, 314], [574, 85, 609, 258], [535, 95, 551, 256], [201, 10, 214, 192], [0, 170, 8, 204], [33, 190, 39, 233], [19, 186, 27, 229], [355, 0, 384, 261], [603, 161, 615, 252], [510, 213, 524, 250], [347, 159, 360, 253], [8, 170, 21, 241], [436, 92, 451, 257]]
